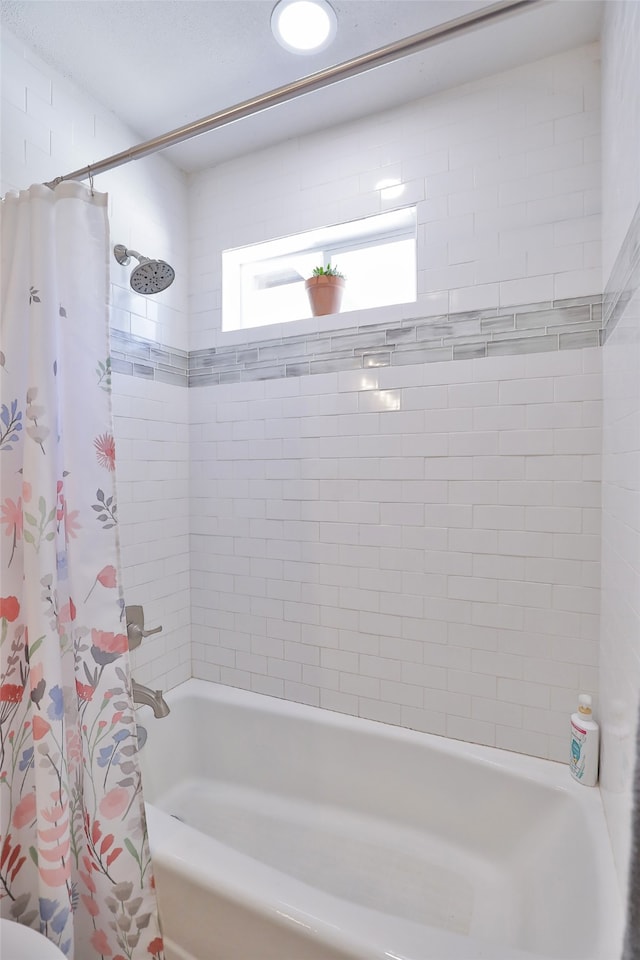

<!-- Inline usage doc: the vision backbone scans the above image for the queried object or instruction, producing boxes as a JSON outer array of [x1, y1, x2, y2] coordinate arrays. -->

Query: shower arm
[[44, 0, 543, 189], [114, 245, 148, 266]]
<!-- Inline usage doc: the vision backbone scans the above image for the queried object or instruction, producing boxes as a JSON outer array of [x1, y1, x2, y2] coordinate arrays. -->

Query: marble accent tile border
[[109, 295, 604, 388], [603, 202, 640, 340], [109, 329, 189, 386], [189, 295, 604, 387]]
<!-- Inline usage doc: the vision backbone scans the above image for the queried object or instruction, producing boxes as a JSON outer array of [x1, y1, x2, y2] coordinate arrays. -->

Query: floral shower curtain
[[0, 183, 163, 959]]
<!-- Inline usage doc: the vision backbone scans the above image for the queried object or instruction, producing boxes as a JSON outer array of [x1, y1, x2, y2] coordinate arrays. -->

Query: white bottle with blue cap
[[569, 693, 600, 786]]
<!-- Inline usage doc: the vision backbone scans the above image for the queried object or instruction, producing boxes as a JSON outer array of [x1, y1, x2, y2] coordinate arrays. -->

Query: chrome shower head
[[114, 244, 175, 295]]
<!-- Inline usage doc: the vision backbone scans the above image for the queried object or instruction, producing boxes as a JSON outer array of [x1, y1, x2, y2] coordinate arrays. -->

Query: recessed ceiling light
[[271, 0, 337, 55]]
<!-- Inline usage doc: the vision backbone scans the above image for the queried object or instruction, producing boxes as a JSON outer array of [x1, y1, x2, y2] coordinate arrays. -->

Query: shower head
[[113, 244, 175, 295]]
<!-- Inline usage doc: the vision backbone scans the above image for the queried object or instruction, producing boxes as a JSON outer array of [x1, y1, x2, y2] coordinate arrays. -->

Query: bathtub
[[139, 679, 623, 960]]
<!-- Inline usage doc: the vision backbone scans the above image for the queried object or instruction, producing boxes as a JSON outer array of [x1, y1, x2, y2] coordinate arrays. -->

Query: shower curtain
[[0, 183, 164, 959]]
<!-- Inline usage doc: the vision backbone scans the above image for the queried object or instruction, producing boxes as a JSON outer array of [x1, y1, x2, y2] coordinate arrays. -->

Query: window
[[222, 207, 417, 332]]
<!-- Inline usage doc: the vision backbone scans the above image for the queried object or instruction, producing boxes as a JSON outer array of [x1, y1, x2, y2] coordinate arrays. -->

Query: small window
[[222, 208, 417, 332]]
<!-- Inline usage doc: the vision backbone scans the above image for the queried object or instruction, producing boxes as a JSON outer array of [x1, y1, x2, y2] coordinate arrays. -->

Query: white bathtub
[[139, 679, 623, 960]]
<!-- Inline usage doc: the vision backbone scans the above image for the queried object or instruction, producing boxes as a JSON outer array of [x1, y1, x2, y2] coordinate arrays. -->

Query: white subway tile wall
[[185, 40, 605, 765], [602, 1, 640, 283], [112, 375, 191, 689], [191, 347, 602, 762], [1, 29, 191, 691], [189, 43, 601, 351], [600, 285, 640, 892], [600, 1, 640, 894]]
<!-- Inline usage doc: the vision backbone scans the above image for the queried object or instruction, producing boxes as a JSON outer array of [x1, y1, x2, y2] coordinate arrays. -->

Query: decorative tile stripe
[[109, 329, 189, 386], [603, 202, 640, 340], [110, 296, 604, 388], [189, 295, 603, 387]]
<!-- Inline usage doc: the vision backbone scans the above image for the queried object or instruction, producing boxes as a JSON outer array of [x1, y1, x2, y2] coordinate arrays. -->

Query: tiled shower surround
[[191, 345, 602, 763], [183, 39, 605, 763], [111, 374, 191, 690]]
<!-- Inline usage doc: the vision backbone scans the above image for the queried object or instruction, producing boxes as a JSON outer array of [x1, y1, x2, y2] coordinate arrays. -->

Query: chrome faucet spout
[[131, 679, 170, 719]]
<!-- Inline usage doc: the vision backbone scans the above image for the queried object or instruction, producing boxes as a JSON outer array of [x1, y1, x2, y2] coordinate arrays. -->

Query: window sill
[[217, 298, 421, 349]]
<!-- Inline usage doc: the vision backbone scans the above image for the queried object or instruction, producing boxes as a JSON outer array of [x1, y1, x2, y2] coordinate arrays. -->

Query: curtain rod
[[45, 0, 542, 188]]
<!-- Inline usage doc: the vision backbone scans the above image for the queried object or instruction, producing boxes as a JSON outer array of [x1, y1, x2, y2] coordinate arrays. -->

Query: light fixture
[[271, 0, 337, 54]]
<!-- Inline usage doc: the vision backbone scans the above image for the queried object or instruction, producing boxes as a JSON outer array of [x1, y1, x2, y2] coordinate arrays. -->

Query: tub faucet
[[132, 679, 170, 718]]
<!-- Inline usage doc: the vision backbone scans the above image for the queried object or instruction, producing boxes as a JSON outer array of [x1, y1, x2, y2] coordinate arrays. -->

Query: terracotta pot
[[305, 275, 345, 316]]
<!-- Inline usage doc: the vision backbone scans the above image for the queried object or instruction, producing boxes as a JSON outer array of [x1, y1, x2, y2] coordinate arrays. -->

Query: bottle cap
[[578, 694, 592, 716]]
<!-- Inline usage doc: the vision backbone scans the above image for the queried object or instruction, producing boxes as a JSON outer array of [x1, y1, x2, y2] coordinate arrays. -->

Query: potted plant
[[305, 264, 346, 316]]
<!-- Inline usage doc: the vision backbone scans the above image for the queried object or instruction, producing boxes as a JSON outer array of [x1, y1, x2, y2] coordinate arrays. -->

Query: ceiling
[[1, 1, 603, 173]]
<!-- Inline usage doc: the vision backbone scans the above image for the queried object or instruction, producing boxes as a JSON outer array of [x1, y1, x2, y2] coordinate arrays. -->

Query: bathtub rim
[[141, 677, 612, 798]]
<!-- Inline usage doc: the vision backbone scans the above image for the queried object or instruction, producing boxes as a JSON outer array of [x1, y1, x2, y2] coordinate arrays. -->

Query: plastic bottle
[[569, 694, 599, 786]]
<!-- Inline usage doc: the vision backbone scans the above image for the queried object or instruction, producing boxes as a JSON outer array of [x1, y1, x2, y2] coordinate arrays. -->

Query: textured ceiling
[[1, 1, 603, 172]]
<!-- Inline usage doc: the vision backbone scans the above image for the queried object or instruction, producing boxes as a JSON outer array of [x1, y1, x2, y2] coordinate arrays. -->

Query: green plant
[[311, 263, 345, 279]]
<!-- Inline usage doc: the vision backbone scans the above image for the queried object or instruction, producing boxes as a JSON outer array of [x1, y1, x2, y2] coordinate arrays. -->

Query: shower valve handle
[[131, 624, 163, 639], [125, 605, 163, 651]]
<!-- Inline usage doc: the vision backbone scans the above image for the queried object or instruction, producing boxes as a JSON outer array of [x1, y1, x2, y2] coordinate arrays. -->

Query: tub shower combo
[[88, 4, 627, 956]]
